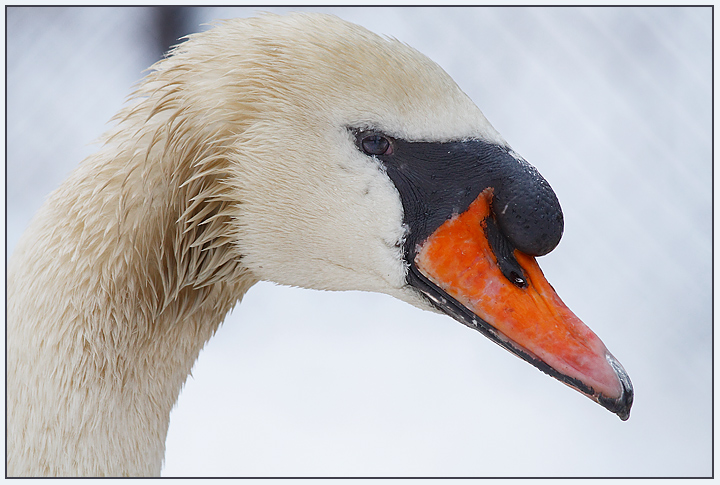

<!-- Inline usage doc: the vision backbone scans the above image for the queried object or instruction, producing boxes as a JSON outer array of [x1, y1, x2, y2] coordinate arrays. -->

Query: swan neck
[[7, 131, 255, 475]]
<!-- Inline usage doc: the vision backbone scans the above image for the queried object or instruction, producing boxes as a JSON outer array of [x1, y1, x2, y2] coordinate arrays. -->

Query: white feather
[[7, 12, 506, 476]]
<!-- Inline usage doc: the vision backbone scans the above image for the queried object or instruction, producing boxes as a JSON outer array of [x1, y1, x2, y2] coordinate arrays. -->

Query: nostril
[[484, 214, 529, 288], [509, 270, 528, 288]]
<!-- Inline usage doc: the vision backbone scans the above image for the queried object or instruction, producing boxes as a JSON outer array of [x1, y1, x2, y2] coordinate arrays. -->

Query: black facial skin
[[351, 128, 633, 421], [352, 129, 564, 263]]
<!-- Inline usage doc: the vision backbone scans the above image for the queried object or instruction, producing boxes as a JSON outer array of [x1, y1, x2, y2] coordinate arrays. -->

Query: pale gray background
[[6, 6, 711, 477]]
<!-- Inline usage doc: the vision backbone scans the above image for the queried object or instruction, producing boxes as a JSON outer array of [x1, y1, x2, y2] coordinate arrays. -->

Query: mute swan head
[[154, 13, 505, 298], [8, 12, 632, 476]]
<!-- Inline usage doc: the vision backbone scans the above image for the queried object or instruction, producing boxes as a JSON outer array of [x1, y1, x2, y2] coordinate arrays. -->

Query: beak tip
[[598, 352, 634, 421], [599, 384, 633, 421]]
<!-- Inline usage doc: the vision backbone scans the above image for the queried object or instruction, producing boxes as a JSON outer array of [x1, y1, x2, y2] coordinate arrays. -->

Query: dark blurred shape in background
[[152, 6, 194, 60]]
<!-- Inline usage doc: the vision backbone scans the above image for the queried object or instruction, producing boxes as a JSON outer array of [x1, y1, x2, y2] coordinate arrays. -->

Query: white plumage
[[7, 13, 507, 476]]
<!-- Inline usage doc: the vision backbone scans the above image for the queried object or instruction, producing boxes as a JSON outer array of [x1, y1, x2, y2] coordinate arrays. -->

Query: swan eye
[[361, 134, 393, 156]]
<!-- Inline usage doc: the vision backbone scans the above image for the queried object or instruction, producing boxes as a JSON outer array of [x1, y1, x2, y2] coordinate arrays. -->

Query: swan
[[7, 12, 633, 477]]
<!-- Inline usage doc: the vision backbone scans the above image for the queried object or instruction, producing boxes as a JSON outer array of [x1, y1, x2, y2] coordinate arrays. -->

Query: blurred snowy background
[[6, 6, 711, 477]]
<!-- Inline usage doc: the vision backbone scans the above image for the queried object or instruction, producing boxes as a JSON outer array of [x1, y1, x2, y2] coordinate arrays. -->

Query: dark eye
[[361, 134, 393, 156]]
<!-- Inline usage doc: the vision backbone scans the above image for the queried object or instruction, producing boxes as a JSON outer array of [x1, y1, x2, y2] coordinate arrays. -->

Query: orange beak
[[413, 188, 633, 420]]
